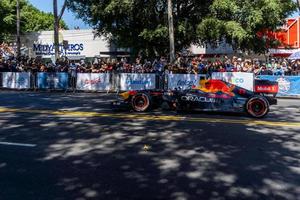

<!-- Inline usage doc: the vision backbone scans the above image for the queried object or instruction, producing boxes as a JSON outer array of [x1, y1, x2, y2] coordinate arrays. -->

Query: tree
[[68, 0, 297, 57], [197, 0, 297, 53], [0, 0, 68, 42], [68, 0, 211, 57]]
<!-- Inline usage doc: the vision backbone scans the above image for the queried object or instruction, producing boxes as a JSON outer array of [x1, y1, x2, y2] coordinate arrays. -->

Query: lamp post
[[53, 0, 60, 60], [167, 0, 175, 63]]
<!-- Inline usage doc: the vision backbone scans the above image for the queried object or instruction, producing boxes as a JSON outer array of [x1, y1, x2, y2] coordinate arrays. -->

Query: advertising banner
[[2, 72, 14, 88], [167, 74, 207, 90], [212, 72, 254, 91], [76, 73, 111, 91], [37, 73, 69, 90], [120, 73, 156, 91], [2, 72, 30, 89], [257, 75, 300, 97]]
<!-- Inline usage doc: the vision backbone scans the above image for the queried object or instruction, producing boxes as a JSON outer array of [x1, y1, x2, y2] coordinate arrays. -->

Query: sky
[[29, 0, 299, 30], [28, 0, 91, 29]]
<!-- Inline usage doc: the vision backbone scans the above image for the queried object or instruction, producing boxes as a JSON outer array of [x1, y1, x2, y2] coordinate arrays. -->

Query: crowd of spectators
[[1, 46, 300, 76]]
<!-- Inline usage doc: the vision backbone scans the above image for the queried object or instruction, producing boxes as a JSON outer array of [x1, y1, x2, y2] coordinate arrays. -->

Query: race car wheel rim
[[247, 99, 267, 117], [132, 94, 149, 111]]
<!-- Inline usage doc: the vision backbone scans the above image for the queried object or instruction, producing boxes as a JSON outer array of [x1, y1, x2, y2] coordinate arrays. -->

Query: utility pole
[[16, 0, 21, 58], [53, 0, 60, 60], [59, 0, 68, 21], [167, 0, 175, 63]]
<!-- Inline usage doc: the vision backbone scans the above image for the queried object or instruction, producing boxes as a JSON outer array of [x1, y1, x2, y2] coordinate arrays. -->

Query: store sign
[[33, 43, 84, 56]]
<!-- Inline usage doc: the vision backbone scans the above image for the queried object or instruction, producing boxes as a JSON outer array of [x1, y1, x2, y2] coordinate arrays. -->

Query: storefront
[[20, 29, 129, 60]]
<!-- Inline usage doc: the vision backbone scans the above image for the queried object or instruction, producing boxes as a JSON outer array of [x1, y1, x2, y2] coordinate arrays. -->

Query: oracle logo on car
[[181, 96, 216, 103]]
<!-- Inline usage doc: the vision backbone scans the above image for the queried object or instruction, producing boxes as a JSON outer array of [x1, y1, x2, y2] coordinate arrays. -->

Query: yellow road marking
[[0, 107, 299, 127]]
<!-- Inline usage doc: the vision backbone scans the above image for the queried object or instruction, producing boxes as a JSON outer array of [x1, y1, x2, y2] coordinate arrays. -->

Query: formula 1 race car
[[112, 79, 278, 118]]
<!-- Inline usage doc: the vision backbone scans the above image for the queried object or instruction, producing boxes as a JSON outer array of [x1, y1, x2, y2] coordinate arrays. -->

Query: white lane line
[[0, 142, 36, 148]]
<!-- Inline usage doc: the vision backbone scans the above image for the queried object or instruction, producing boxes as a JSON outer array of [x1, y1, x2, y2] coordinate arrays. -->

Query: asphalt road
[[0, 91, 299, 200]]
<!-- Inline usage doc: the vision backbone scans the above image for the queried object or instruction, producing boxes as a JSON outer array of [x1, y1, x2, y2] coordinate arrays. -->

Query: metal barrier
[[166, 73, 207, 90], [0, 72, 162, 92], [257, 75, 300, 97], [119, 73, 156, 91], [37, 72, 69, 90], [0, 72, 300, 98], [212, 72, 255, 91], [1, 72, 31, 89], [76, 73, 112, 91]]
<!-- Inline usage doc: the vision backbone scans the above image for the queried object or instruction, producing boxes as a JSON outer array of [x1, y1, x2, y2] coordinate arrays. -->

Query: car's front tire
[[131, 93, 152, 112]]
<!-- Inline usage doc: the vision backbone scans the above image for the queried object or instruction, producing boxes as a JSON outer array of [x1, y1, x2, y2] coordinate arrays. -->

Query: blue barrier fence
[[257, 75, 300, 97], [1, 72, 300, 97], [37, 73, 69, 90]]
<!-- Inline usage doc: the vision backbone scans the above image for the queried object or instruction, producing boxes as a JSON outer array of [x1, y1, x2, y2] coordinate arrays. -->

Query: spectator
[[1, 46, 300, 76], [260, 64, 273, 75]]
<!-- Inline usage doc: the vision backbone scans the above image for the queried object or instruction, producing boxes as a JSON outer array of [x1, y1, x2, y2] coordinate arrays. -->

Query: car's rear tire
[[246, 96, 269, 118], [131, 93, 152, 112]]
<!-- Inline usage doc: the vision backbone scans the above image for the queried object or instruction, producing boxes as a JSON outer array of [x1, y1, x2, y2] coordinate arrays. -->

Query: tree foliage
[[68, 0, 297, 56], [198, 0, 297, 53], [0, 0, 68, 42]]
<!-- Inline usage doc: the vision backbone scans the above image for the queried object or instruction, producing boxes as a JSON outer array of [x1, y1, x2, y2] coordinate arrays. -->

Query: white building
[[21, 29, 129, 60], [20, 29, 234, 60], [189, 43, 234, 56]]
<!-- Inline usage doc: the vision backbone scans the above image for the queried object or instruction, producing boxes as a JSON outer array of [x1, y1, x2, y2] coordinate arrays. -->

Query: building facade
[[17, 17, 300, 60], [20, 29, 235, 60], [21, 29, 129, 60], [269, 17, 300, 57]]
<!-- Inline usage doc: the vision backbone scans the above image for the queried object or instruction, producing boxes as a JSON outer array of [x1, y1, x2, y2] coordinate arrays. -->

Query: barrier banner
[[212, 72, 254, 91], [76, 73, 111, 91], [2, 72, 30, 89], [167, 74, 206, 90], [257, 75, 300, 97], [120, 73, 156, 91], [37, 73, 68, 89]]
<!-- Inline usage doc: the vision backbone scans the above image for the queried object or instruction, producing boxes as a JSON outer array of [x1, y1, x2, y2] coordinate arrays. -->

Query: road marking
[[0, 107, 300, 128], [0, 142, 36, 148]]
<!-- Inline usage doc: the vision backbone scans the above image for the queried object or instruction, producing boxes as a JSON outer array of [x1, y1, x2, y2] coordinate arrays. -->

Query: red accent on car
[[150, 92, 164, 96], [238, 89, 247, 95], [255, 85, 279, 93], [128, 91, 138, 96], [204, 80, 235, 96]]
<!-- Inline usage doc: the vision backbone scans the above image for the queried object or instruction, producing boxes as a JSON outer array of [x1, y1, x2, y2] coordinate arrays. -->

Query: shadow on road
[[0, 107, 299, 200]]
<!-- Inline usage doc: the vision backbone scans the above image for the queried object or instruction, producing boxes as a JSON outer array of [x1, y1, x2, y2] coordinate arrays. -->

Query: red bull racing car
[[112, 79, 278, 118]]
